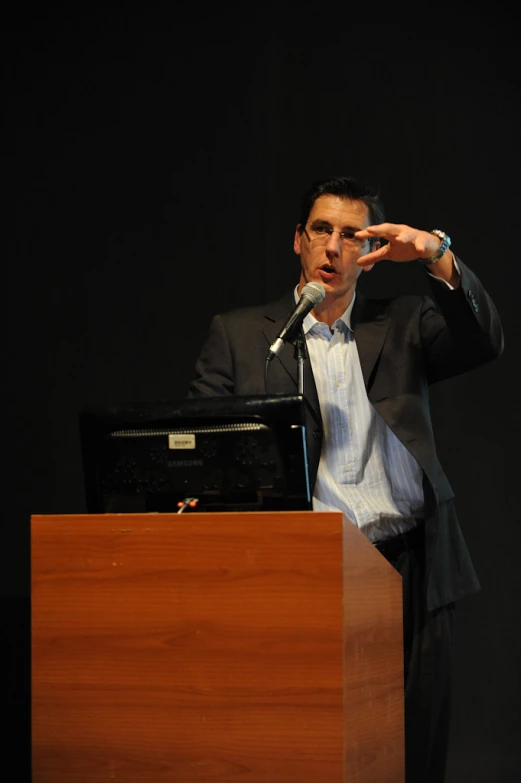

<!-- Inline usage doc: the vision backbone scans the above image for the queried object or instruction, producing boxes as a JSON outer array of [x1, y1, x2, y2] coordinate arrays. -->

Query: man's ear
[[293, 225, 302, 255]]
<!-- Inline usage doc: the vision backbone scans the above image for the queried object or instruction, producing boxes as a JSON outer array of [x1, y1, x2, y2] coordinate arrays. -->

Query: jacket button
[[468, 289, 479, 313], [312, 429, 321, 440]]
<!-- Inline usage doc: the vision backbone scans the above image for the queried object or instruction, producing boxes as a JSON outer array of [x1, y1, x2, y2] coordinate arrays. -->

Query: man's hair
[[297, 175, 385, 233]]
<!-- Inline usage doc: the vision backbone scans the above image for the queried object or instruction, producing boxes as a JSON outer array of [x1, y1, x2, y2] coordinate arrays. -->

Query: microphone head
[[301, 282, 326, 306]]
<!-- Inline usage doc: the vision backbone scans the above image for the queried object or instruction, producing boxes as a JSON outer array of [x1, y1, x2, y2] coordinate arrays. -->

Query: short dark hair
[[297, 175, 385, 233]]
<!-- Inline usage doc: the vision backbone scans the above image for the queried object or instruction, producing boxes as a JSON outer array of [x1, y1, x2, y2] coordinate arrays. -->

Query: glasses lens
[[310, 228, 329, 244], [307, 226, 363, 248]]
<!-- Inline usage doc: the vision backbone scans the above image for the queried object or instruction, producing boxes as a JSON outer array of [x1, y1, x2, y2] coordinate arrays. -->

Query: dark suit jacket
[[188, 259, 504, 611]]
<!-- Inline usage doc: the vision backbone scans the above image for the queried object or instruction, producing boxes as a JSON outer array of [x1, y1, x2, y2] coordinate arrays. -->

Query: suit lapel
[[261, 292, 299, 385], [352, 291, 390, 391]]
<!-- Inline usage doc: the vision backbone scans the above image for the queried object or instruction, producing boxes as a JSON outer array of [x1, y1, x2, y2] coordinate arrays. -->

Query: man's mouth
[[319, 263, 336, 277]]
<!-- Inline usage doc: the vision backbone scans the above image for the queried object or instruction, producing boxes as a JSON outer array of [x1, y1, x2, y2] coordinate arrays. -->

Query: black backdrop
[[5, 12, 521, 782]]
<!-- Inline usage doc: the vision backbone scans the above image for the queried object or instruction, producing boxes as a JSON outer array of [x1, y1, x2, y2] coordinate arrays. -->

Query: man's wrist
[[417, 230, 452, 265]]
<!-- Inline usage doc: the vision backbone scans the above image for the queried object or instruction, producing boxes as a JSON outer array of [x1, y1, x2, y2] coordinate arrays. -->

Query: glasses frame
[[303, 223, 369, 250]]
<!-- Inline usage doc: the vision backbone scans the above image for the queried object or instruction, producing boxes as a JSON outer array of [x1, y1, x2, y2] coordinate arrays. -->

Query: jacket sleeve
[[420, 256, 504, 385]]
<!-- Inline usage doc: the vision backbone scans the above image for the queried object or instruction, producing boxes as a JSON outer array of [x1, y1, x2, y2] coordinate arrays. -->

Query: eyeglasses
[[304, 223, 368, 249]]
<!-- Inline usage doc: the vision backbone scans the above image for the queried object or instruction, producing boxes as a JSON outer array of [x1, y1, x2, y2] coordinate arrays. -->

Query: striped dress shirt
[[300, 289, 424, 542]]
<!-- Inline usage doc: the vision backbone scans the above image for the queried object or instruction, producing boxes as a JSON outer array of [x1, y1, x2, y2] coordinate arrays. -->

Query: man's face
[[293, 194, 374, 301]]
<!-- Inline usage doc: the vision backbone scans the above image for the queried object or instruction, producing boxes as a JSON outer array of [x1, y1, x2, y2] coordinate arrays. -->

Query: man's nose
[[326, 231, 343, 253]]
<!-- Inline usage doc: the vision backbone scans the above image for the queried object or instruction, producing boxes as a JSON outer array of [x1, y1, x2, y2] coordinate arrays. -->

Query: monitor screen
[[79, 394, 312, 514]]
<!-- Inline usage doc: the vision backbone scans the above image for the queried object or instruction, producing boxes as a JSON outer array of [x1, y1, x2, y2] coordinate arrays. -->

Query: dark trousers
[[375, 526, 456, 783]]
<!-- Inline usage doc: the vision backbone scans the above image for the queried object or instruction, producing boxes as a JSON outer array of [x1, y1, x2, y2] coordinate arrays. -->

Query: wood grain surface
[[31, 511, 403, 782]]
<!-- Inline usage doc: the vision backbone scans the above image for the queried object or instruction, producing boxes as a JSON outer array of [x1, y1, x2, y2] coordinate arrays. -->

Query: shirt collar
[[293, 284, 356, 334]]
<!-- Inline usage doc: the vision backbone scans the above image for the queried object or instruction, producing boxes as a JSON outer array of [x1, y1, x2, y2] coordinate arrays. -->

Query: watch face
[[431, 230, 451, 247], [423, 230, 450, 264]]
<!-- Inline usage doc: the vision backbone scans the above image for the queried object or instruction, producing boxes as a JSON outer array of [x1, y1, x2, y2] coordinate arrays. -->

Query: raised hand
[[355, 223, 442, 267]]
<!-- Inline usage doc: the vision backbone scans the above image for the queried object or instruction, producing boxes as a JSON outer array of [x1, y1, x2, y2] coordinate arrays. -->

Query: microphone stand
[[294, 329, 307, 396]]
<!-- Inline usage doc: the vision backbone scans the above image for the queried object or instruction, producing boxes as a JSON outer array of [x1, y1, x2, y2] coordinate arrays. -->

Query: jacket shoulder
[[215, 290, 295, 326]]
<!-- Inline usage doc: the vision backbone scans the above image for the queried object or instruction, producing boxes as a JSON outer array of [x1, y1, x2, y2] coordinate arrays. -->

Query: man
[[187, 175, 504, 782]]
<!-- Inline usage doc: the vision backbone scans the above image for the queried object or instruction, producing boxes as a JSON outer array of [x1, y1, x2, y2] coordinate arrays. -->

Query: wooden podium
[[31, 511, 404, 782]]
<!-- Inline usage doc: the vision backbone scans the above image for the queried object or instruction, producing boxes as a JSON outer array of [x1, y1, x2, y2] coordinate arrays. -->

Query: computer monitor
[[79, 394, 312, 514]]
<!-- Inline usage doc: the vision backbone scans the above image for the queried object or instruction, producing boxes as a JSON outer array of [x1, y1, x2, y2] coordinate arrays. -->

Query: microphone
[[267, 282, 326, 361]]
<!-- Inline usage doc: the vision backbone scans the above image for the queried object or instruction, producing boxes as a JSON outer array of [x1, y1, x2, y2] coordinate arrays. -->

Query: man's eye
[[342, 230, 356, 240], [314, 225, 330, 234]]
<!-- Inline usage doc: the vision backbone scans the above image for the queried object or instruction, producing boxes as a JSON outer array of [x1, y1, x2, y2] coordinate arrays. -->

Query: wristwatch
[[419, 230, 451, 264]]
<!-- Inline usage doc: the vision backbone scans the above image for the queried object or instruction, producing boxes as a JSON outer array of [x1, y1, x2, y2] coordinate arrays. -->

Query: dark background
[[5, 11, 521, 781]]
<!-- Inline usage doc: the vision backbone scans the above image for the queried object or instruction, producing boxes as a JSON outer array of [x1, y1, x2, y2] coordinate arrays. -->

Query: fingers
[[355, 223, 400, 238], [356, 223, 415, 242], [356, 223, 436, 262], [357, 244, 389, 267]]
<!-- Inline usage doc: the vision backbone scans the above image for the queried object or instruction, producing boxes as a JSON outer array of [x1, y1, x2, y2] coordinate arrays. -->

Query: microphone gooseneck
[[267, 282, 326, 362]]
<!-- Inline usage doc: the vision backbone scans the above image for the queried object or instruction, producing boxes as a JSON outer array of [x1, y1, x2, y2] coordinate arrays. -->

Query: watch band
[[418, 230, 451, 264]]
